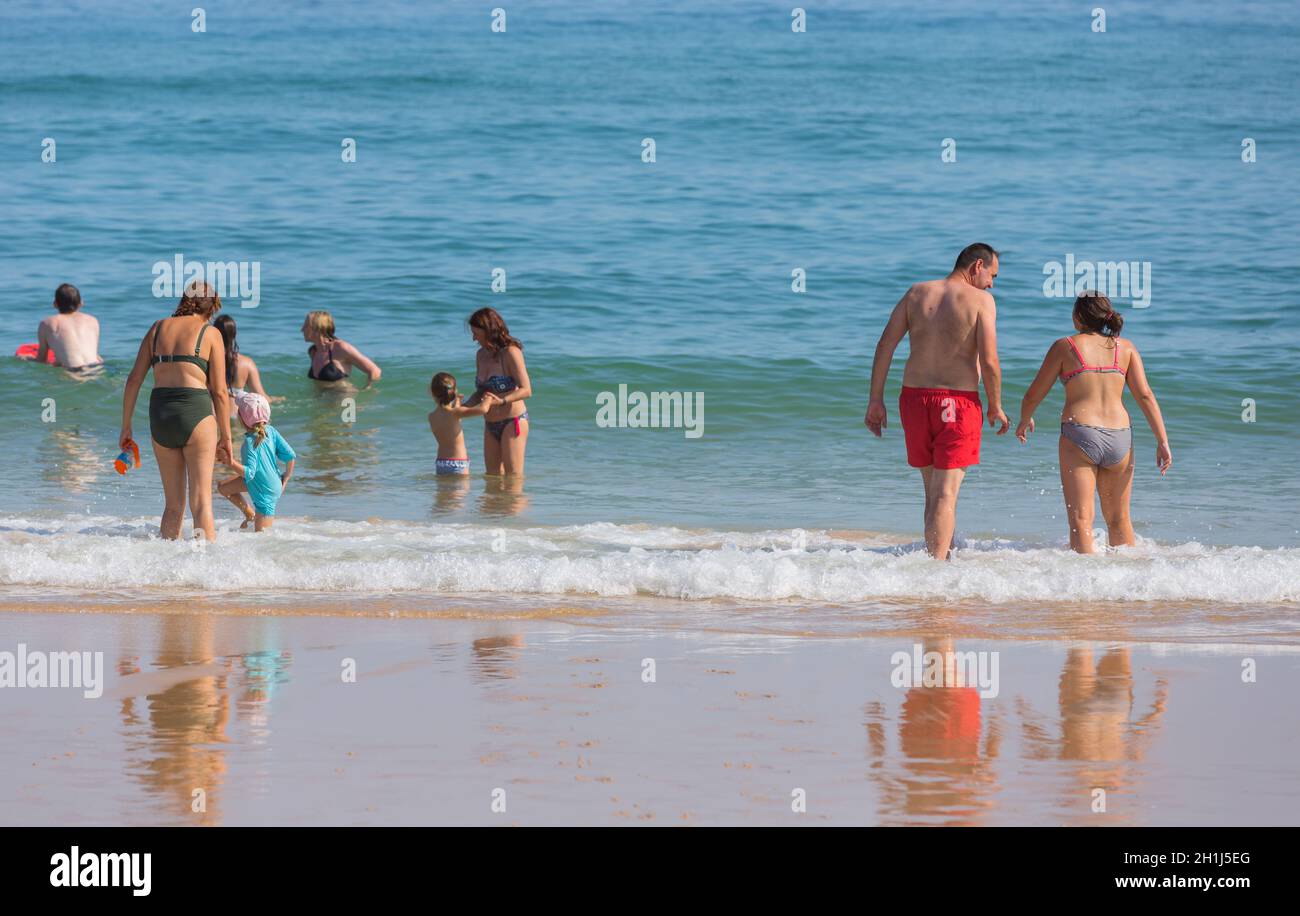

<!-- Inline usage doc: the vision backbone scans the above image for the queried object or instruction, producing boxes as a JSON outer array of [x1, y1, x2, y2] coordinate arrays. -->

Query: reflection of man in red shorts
[[864, 244, 1009, 559]]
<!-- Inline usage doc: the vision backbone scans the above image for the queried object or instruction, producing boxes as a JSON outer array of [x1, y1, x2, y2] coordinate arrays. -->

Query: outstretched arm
[[1016, 340, 1066, 442], [445, 393, 500, 417], [338, 339, 381, 386], [976, 293, 1009, 434], [1124, 345, 1172, 474], [865, 289, 911, 437]]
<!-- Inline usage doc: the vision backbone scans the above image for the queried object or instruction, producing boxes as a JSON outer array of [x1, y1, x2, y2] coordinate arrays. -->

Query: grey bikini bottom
[[1060, 421, 1132, 467]]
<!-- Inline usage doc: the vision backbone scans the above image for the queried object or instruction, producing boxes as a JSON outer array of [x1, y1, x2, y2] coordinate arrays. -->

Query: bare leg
[[919, 466, 934, 538], [924, 467, 966, 560], [152, 439, 188, 540], [218, 476, 255, 527], [1059, 436, 1099, 553], [482, 427, 504, 475], [1097, 449, 1136, 547], [183, 415, 219, 542], [499, 416, 528, 476], [254, 514, 274, 532]]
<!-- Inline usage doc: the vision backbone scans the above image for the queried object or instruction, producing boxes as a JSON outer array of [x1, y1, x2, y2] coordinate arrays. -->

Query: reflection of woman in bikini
[[213, 315, 279, 417], [461, 307, 531, 475], [301, 310, 381, 387], [1016, 292, 1172, 553], [120, 281, 233, 541]]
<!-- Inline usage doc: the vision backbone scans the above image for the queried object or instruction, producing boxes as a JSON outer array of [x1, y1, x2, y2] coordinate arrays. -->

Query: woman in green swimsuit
[[120, 281, 234, 541]]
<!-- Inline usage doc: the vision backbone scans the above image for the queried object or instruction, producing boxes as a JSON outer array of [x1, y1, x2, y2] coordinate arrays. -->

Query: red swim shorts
[[899, 387, 983, 469]]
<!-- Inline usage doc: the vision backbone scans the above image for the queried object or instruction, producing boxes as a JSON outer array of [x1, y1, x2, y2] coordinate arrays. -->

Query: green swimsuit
[[148, 321, 215, 449]]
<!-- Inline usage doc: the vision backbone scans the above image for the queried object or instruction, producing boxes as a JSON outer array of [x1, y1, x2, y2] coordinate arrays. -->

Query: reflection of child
[[428, 372, 496, 475], [218, 392, 296, 531]]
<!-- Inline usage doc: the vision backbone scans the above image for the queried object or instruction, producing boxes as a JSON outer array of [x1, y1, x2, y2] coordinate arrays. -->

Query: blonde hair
[[304, 310, 336, 340], [247, 420, 268, 448], [174, 281, 222, 319]]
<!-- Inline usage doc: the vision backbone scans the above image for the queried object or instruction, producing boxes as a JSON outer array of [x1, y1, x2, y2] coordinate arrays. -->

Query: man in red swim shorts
[[864, 244, 1010, 559]]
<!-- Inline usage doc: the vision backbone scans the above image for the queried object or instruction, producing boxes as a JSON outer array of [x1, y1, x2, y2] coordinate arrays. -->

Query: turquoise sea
[[1, 0, 1297, 618]]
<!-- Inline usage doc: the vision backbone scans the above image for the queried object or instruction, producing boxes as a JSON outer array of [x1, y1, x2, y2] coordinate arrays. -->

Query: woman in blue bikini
[[462, 307, 531, 475]]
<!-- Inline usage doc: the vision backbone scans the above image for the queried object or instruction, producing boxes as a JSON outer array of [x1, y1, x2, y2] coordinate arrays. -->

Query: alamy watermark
[[1042, 253, 1151, 308], [0, 643, 104, 698], [50, 846, 150, 896], [596, 384, 704, 439], [152, 253, 261, 308], [890, 643, 999, 698]]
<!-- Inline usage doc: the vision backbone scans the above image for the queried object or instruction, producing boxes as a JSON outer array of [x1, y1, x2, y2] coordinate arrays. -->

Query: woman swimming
[[213, 314, 278, 414], [461, 307, 532, 475], [302, 310, 382, 386], [120, 281, 233, 541], [1016, 292, 1172, 553]]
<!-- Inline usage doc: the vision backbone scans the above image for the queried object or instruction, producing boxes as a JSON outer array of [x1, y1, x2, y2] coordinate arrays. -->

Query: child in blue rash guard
[[219, 392, 296, 531]]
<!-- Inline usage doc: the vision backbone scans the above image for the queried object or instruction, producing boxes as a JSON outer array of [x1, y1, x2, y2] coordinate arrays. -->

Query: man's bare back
[[39, 310, 102, 369], [900, 278, 993, 391], [866, 250, 1006, 438]]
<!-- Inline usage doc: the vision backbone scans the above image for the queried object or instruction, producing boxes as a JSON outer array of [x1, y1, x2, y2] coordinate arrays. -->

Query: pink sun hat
[[235, 391, 271, 427]]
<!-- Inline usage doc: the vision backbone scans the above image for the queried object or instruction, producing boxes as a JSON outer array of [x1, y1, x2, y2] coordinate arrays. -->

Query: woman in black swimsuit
[[302, 310, 382, 386], [120, 281, 233, 541]]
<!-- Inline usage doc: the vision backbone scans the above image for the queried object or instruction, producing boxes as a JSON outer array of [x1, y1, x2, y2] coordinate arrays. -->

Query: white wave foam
[[0, 515, 1296, 605]]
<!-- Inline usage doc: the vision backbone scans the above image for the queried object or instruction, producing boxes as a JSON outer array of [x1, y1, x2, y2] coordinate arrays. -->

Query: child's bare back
[[428, 403, 470, 460], [428, 372, 498, 475]]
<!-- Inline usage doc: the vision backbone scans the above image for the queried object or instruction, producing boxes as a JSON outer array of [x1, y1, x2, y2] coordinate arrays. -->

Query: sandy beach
[[3, 602, 1296, 826]]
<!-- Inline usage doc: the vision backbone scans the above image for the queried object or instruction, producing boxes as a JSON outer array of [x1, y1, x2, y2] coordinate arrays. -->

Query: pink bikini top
[[1060, 336, 1126, 384]]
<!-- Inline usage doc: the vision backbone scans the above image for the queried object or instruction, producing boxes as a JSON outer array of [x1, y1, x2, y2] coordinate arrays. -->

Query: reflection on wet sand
[[238, 645, 293, 744], [477, 475, 529, 517], [294, 387, 381, 497], [471, 633, 525, 683], [866, 636, 1001, 826], [1018, 646, 1168, 824], [116, 616, 294, 826], [119, 615, 231, 825]]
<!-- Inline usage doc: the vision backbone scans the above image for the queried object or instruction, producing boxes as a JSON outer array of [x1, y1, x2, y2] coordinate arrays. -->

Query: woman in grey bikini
[[1016, 292, 1172, 553]]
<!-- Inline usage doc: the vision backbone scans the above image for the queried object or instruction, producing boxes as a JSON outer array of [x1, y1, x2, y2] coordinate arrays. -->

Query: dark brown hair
[[430, 372, 458, 406], [174, 280, 222, 319], [1073, 291, 1123, 337], [213, 314, 239, 386], [468, 307, 523, 352], [54, 283, 82, 314], [954, 243, 999, 272]]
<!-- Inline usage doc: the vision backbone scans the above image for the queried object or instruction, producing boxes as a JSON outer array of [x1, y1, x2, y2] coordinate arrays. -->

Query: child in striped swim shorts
[[428, 372, 498, 475]]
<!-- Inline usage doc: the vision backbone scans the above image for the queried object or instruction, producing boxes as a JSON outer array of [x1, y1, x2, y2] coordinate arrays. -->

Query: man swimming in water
[[36, 283, 103, 370], [864, 243, 1009, 560]]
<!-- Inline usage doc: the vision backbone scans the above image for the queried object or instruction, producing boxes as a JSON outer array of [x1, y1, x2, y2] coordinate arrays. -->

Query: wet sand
[[2, 606, 1298, 826]]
